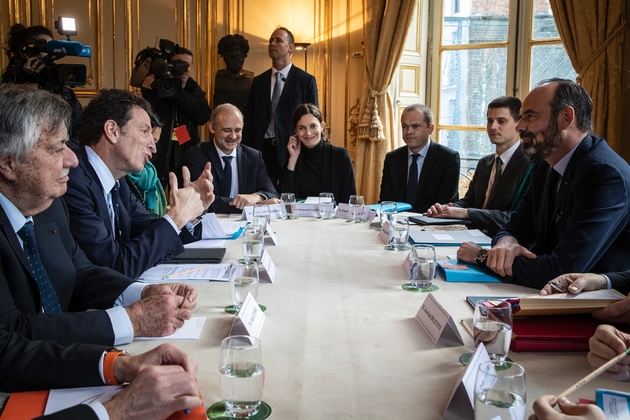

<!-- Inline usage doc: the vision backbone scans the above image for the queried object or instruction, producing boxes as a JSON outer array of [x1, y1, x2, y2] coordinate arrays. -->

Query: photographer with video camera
[[2, 23, 83, 148], [135, 41, 211, 188]]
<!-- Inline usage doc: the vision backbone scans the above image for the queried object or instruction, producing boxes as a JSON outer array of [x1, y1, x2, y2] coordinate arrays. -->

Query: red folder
[[510, 314, 630, 352]]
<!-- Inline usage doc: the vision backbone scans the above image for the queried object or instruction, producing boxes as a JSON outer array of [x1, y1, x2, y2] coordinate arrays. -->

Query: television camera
[[130, 39, 189, 98], [6, 17, 91, 91]]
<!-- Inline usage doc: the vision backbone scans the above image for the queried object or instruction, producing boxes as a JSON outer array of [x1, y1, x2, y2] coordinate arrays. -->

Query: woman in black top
[[284, 104, 356, 203]]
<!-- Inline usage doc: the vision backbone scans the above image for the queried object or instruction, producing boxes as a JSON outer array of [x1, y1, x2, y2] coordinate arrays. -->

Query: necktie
[[17, 221, 61, 314], [268, 72, 283, 136], [221, 156, 233, 197], [406, 153, 420, 207], [111, 181, 121, 240], [484, 156, 503, 208]]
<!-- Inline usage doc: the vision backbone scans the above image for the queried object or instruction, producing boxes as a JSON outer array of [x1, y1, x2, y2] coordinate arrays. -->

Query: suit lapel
[[0, 206, 31, 276], [262, 69, 273, 113], [552, 135, 594, 219], [278, 66, 298, 106], [236, 146, 247, 192], [417, 142, 438, 197], [206, 144, 228, 195], [398, 148, 409, 199], [476, 156, 494, 206], [76, 148, 110, 220]]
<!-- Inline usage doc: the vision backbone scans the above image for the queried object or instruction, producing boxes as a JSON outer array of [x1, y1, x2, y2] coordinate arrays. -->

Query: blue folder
[[368, 202, 412, 212], [436, 260, 501, 283]]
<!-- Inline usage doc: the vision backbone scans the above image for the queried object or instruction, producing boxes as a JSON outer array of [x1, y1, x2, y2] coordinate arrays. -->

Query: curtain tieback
[[358, 89, 388, 142], [576, 16, 626, 84]]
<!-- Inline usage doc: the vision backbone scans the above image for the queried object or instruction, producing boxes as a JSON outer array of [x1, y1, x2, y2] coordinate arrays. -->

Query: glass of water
[[348, 195, 365, 223], [252, 204, 270, 230], [474, 361, 526, 420], [220, 335, 265, 418], [473, 300, 513, 366], [409, 244, 436, 289], [388, 214, 409, 250], [379, 201, 397, 228], [281, 193, 296, 219], [242, 225, 264, 263], [229, 260, 259, 312], [318, 192, 335, 220]]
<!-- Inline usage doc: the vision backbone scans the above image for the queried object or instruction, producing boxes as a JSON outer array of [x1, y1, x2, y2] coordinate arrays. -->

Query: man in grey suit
[[379, 104, 460, 213], [426, 96, 532, 236]]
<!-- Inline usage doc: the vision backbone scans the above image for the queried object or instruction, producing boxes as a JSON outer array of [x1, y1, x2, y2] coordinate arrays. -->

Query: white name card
[[258, 249, 276, 283], [402, 253, 413, 279], [294, 203, 320, 217], [264, 221, 278, 246], [415, 293, 464, 347], [367, 209, 380, 229], [242, 204, 285, 222], [229, 292, 265, 338], [378, 220, 390, 244], [443, 343, 491, 420], [335, 203, 351, 219]]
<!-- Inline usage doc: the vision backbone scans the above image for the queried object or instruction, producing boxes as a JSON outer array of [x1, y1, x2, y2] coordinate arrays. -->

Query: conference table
[[123, 215, 614, 419]]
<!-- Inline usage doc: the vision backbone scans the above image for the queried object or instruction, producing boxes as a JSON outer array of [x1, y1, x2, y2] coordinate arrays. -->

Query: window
[[429, 0, 577, 173]]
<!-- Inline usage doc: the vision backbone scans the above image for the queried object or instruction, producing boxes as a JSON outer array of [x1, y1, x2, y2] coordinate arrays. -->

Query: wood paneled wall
[[0, 0, 365, 150]]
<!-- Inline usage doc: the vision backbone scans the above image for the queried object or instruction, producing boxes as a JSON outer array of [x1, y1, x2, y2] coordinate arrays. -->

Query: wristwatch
[[475, 248, 489, 266]]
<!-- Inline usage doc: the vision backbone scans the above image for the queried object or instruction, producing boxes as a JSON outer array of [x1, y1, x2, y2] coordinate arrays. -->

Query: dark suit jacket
[[64, 147, 199, 279], [379, 141, 460, 213], [182, 142, 279, 214], [283, 140, 357, 204], [242, 65, 318, 168], [604, 271, 630, 295], [142, 77, 211, 186], [0, 198, 134, 346], [453, 143, 531, 236], [493, 135, 630, 291], [35, 405, 99, 419], [0, 324, 104, 393]]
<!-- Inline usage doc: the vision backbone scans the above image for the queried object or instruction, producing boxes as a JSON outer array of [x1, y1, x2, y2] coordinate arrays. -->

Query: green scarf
[[127, 162, 167, 217]]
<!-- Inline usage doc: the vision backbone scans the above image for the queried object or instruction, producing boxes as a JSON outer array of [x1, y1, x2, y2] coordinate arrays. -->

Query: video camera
[[7, 17, 91, 91], [130, 39, 189, 98]]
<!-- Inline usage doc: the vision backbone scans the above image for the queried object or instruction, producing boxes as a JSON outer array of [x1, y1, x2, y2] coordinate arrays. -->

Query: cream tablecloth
[[123, 216, 614, 419]]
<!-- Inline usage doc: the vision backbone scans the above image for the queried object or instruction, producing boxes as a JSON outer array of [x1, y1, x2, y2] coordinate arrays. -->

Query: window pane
[[532, 1, 559, 40], [440, 48, 507, 126], [442, 0, 510, 46], [529, 44, 578, 89], [438, 130, 494, 173]]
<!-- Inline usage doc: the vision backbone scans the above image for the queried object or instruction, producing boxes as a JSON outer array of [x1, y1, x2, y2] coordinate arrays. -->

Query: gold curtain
[[549, 0, 626, 152], [354, 0, 417, 203]]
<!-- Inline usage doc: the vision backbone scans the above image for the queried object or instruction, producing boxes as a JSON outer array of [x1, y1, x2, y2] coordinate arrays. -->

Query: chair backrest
[[458, 171, 473, 198]]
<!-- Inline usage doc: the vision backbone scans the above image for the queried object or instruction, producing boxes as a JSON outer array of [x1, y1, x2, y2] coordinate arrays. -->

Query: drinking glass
[[229, 260, 259, 312], [348, 195, 365, 223], [473, 300, 513, 366], [220, 335, 265, 418], [474, 361, 526, 420], [242, 225, 264, 263], [409, 244, 436, 289], [379, 201, 397, 228], [252, 204, 270, 230], [281, 193, 296, 219], [318, 192, 335, 220], [388, 215, 409, 250]]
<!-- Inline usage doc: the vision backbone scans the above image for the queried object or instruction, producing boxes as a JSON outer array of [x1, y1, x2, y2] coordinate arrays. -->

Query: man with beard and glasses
[[457, 79, 630, 291]]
